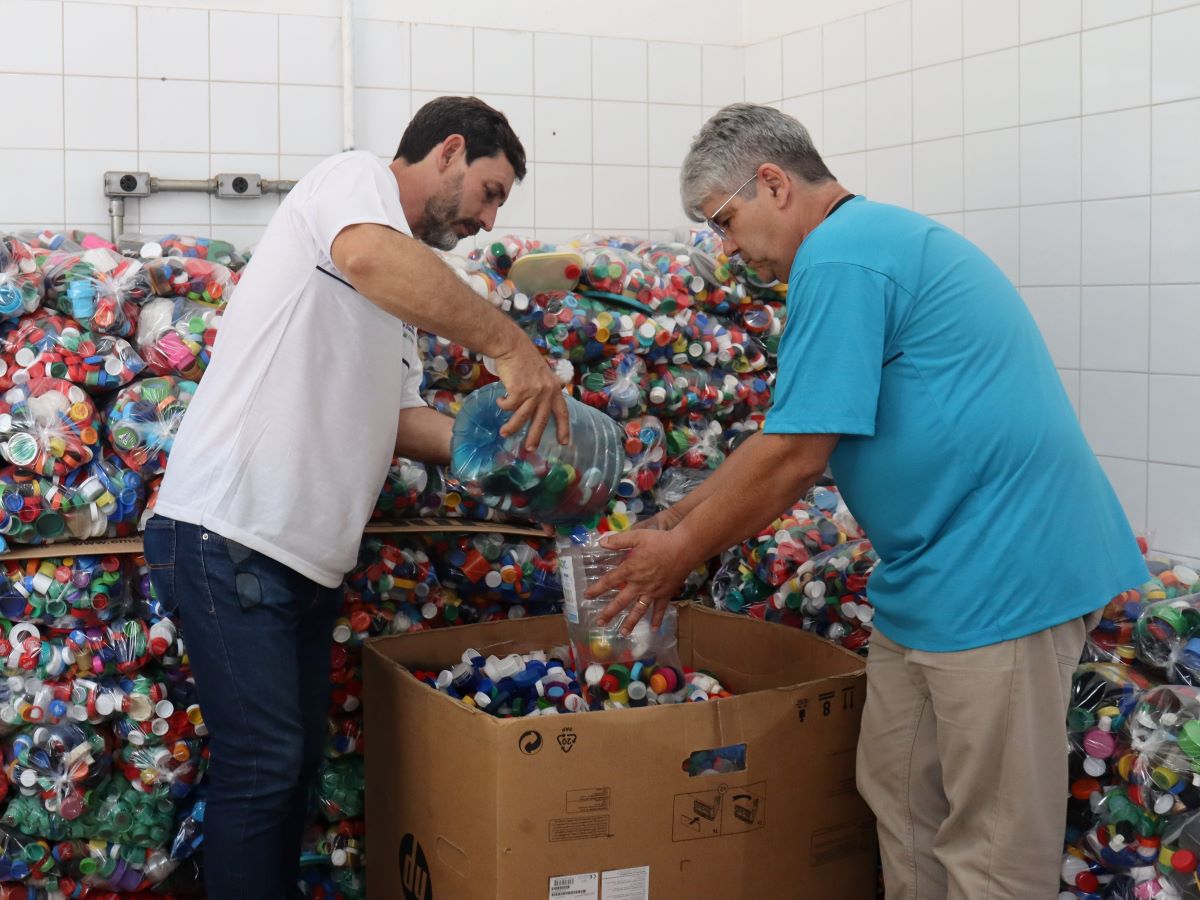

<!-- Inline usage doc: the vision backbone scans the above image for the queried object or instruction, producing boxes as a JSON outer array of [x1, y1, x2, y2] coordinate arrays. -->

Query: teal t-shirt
[[764, 196, 1148, 651]]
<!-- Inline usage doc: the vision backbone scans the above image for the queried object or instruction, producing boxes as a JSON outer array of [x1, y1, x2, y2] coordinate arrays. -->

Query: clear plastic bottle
[[450, 382, 625, 524]]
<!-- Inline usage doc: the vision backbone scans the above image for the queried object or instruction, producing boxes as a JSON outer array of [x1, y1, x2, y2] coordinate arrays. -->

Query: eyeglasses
[[706, 173, 758, 240]]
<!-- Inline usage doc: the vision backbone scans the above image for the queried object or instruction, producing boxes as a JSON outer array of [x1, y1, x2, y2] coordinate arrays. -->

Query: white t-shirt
[[155, 152, 425, 587]]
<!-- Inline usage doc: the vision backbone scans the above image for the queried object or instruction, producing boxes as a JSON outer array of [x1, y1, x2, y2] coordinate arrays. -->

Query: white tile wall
[[4, 4, 730, 251]]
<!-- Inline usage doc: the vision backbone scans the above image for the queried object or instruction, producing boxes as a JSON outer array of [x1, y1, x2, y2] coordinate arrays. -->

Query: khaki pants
[[856, 613, 1098, 900]]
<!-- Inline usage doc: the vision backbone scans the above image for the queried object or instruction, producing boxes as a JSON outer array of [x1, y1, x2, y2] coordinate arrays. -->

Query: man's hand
[[493, 345, 570, 450], [585, 529, 698, 635], [631, 506, 684, 532]]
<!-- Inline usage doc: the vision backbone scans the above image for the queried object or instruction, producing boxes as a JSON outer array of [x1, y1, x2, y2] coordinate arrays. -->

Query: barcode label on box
[[549, 871, 598, 900], [601, 865, 650, 900]]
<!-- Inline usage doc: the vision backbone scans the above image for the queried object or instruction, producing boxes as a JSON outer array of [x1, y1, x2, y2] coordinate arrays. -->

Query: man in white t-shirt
[[143, 96, 564, 899]]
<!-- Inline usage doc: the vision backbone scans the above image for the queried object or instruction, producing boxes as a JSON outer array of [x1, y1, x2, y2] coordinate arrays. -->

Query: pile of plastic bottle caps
[[1052, 541, 1200, 900], [0, 223, 867, 897]]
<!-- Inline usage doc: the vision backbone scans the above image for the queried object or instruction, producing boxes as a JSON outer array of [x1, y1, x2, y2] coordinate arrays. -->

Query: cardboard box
[[364, 603, 875, 900]]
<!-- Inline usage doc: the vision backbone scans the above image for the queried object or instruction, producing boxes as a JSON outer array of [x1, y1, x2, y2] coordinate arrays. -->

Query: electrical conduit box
[[364, 603, 875, 900]]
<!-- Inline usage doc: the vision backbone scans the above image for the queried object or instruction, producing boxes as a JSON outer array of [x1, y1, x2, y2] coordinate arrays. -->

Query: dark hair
[[395, 96, 527, 181]]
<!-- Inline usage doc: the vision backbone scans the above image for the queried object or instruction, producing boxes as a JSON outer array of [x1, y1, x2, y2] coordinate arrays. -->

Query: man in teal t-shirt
[[585, 104, 1148, 899]]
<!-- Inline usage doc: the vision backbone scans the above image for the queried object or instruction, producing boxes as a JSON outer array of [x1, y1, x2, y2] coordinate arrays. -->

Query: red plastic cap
[[1174, 850, 1199, 874]]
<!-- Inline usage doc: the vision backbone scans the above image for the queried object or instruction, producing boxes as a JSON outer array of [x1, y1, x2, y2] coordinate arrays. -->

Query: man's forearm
[[335, 225, 526, 360], [395, 407, 454, 465], [672, 434, 836, 564]]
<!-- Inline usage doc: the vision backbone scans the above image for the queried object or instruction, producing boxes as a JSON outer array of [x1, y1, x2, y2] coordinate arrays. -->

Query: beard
[[418, 173, 466, 251]]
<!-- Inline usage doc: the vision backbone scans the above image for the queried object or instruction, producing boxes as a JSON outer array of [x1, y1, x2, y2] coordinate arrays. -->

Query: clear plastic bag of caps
[[664, 413, 727, 470], [105, 375, 198, 477], [432, 532, 562, 611], [69, 775, 178, 849], [557, 531, 716, 709], [634, 240, 734, 315], [13, 228, 83, 254], [653, 465, 710, 508], [44, 838, 178, 891], [317, 756, 364, 822], [0, 825, 52, 883], [450, 381, 625, 525], [418, 331, 498, 392], [1134, 595, 1200, 686], [520, 291, 634, 365], [421, 388, 467, 418], [114, 670, 206, 747], [116, 738, 204, 800], [738, 301, 788, 358], [782, 540, 877, 654], [0, 235, 43, 322], [1090, 564, 1199, 665], [617, 416, 666, 502], [0, 675, 77, 732], [135, 295, 222, 380], [372, 456, 444, 521], [475, 234, 529, 276], [0, 553, 129, 630], [1068, 663, 1156, 791], [0, 621, 73, 680], [0, 309, 146, 393], [302, 821, 365, 871], [1125, 685, 1200, 819], [342, 536, 445, 635], [122, 230, 246, 271], [0, 378, 101, 477], [0, 463, 131, 547], [65, 618, 151, 678], [3, 722, 111, 821], [577, 352, 646, 420], [40, 248, 151, 337], [145, 255, 236, 306]]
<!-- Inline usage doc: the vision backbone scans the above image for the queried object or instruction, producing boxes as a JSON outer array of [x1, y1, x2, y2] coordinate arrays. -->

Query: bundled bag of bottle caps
[[341, 536, 446, 637], [664, 413, 727, 470], [1087, 554, 1195, 665], [0, 236, 43, 323], [105, 376, 197, 478], [520, 291, 637, 365], [40, 249, 153, 338], [135, 296, 222, 381], [124, 231, 246, 271], [0, 310, 146, 393], [0, 378, 102, 477], [577, 352, 646, 420], [0, 458, 141, 546], [419, 331, 498, 393], [431, 532, 561, 613], [145, 256, 236, 307], [0, 554, 128, 630], [371, 457, 445, 521], [2, 722, 110, 822]]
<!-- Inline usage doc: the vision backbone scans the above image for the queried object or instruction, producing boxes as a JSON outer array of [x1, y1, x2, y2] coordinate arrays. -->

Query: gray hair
[[679, 103, 834, 221]]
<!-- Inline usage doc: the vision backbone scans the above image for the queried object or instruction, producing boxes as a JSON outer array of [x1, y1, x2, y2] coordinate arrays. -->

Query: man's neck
[[797, 181, 852, 241]]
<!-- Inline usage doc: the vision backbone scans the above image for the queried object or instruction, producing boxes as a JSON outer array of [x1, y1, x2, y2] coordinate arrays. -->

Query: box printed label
[[672, 781, 766, 842], [601, 865, 650, 900], [549, 872, 599, 900]]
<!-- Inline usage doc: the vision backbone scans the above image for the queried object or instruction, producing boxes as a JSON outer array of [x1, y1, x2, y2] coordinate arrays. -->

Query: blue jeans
[[143, 516, 342, 900]]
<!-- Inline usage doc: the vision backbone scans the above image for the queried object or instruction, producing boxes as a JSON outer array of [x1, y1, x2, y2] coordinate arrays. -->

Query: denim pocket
[[224, 540, 301, 612]]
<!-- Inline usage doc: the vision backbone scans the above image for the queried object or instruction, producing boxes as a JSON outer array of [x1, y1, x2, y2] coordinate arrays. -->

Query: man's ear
[[437, 134, 466, 171], [758, 164, 790, 208]]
